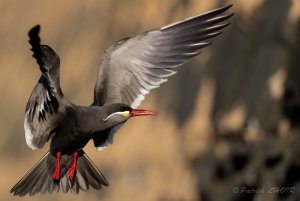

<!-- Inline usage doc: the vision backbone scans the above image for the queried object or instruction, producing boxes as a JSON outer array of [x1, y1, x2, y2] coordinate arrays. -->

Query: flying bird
[[10, 4, 233, 196]]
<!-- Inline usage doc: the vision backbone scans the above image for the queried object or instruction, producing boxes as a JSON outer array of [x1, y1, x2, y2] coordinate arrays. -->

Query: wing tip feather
[[161, 4, 233, 30]]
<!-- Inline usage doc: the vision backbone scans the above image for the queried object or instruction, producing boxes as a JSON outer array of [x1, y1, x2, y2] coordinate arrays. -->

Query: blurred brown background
[[2, 0, 300, 200]]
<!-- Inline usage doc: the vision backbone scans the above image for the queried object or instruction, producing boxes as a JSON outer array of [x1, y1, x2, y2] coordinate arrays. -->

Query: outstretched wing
[[92, 5, 234, 149], [25, 25, 65, 150], [93, 5, 233, 108]]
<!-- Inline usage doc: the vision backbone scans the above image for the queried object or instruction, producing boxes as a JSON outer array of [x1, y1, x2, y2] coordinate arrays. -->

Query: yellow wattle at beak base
[[121, 111, 130, 117]]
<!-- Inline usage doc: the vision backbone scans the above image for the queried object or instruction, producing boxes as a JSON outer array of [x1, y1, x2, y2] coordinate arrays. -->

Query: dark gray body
[[49, 104, 128, 155]]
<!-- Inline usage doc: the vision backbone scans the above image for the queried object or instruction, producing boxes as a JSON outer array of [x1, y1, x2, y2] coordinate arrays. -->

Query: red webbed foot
[[53, 152, 61, 180], [68, 151, 78, 180]]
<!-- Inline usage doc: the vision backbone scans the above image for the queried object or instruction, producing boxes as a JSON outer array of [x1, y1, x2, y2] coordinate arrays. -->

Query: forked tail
[[10, 150, 108, 196]]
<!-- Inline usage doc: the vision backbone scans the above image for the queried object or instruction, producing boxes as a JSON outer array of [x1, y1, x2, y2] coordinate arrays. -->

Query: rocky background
[[1, 0, 300, 201]]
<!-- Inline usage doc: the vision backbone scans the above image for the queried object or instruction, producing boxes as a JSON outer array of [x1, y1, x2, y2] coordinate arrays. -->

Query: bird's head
[[103, 103, 154, 125]]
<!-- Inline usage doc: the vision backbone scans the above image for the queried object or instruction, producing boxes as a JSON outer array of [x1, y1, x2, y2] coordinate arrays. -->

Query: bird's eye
[[122, 106, 132, 112]]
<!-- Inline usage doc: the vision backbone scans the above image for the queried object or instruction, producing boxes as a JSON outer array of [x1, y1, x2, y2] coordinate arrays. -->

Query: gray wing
[[92, 5, 233, 149], [93, 4, 233, 108], [25, 25, 64, 150]]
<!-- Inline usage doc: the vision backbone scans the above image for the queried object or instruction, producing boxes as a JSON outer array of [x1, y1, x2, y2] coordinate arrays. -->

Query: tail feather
[[28, 163, 45, 195], [29, 156, 49, 195], [60, 175, 69, 193], [10, 150, 109, 196], [77, 152, 109, 190], [11, 152, 50, 196], [76, 171, 89, 191]]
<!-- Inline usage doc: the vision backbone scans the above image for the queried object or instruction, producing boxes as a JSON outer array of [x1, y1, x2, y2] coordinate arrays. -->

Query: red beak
[[129, 109, 155, 117]]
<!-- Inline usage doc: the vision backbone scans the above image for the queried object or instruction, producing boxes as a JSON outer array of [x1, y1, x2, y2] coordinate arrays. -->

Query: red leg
[[53, 152, 61, 180], [68, 151, 78, 180]]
